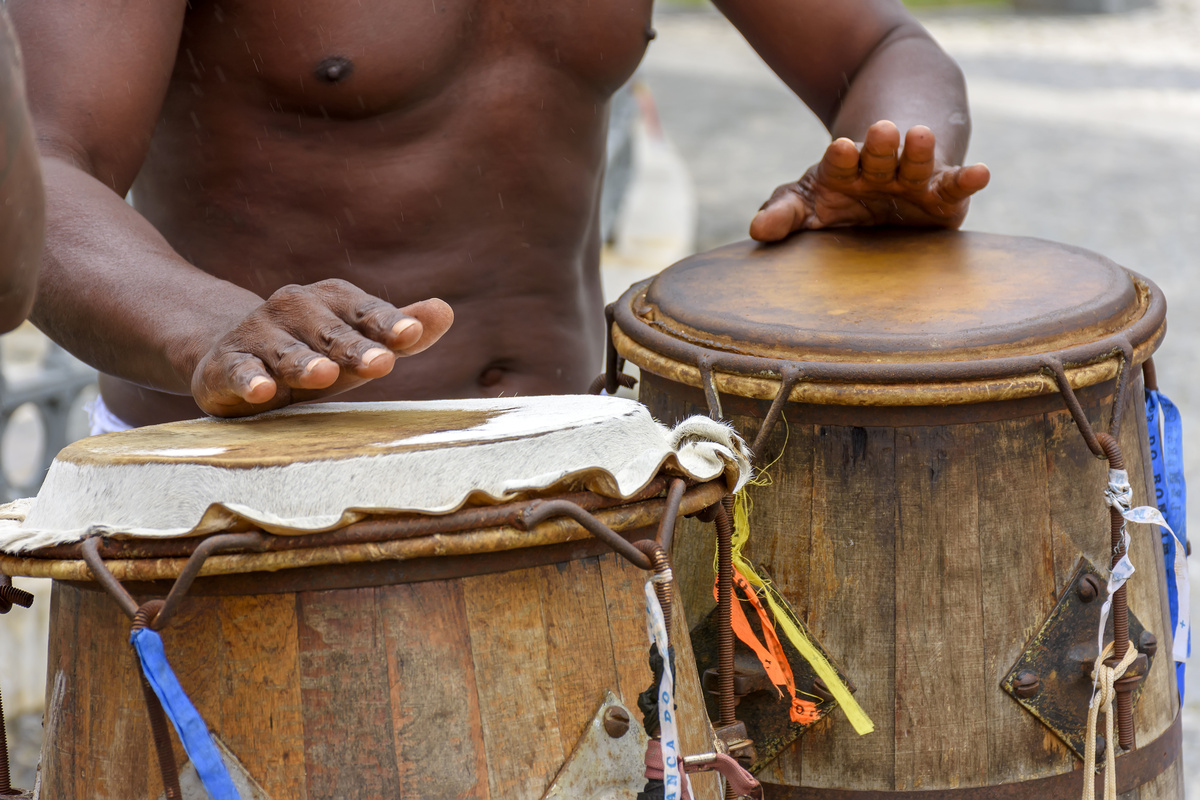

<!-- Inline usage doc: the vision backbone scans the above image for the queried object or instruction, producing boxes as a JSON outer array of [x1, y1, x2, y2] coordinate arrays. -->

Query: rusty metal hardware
[[1139, 630, 1158, 657], [689, 606, 851, 774], [521, 500, 654, 571], [1011, 671, 1040, 699], [1001, 558, 1154, 765], [759, 711, 1181, 799], [82, 532, 267, 625], [703, 661, 773, 700], [714, 722, 757, 768], [542, 692, 649, 800], [0, 573, 32, 615], [603, 706, 631, 739], [0, 574, 33, 796], [1, 685, 19, 797], [714, 499, 736, 730], [654, 478, 686, 555], [1076, 573, 1103, 602], [588, 371, 637, 396], [1048, 359, 1138, 751]]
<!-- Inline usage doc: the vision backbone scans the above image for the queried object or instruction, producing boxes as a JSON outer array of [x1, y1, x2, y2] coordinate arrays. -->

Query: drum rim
[[612, 269, 1166, 407], [0, 478, 726, 583]]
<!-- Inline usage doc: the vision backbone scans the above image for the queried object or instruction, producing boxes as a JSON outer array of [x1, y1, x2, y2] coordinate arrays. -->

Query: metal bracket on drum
[[1001, 558, 1155, 766], [541, 692, 650, 800]]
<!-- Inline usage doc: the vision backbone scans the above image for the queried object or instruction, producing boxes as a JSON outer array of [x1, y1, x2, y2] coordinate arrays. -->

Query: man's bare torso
[[104, 0, 654, 425]]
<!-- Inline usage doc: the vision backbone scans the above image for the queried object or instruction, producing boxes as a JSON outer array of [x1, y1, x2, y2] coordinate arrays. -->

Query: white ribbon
[[1098, 469, 1191, 666], [645, 578, 691, 800]]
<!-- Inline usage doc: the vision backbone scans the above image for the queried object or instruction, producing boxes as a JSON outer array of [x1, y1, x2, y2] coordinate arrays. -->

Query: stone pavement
[[638, 0, 1200, 794]]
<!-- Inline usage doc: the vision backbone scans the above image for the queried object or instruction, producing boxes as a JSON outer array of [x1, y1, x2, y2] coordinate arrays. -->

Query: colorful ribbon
[[726, 488, 874, 735], [644, 579, 692, 800], [130, 628, 240, 800], [1146, 388, 1190, 696]]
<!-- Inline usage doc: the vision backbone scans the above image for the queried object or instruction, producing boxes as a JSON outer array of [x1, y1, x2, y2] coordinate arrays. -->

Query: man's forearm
[[0, 8, 43, 332], [32, 156, 264, 393], [830, 27, 971, 164]]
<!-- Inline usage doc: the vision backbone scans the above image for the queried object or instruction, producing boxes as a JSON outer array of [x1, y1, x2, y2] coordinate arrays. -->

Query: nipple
[[315, 56, 355, 84]]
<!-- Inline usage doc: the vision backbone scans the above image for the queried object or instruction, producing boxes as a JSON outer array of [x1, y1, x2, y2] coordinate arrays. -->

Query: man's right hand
[[190, 279, 454, 417]]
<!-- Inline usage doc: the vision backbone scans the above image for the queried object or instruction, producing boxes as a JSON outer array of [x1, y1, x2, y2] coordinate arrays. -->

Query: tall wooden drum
[[609, 230, 1183, 798], [0, 396, 754, 800]]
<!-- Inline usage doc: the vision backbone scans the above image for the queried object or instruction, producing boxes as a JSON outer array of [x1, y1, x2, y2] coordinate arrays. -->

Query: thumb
[[749, 189, 811, 242]]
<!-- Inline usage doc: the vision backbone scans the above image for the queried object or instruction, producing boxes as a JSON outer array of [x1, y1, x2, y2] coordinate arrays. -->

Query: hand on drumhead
[[749, 121, 990, 241], [191, 279, 454, 417]]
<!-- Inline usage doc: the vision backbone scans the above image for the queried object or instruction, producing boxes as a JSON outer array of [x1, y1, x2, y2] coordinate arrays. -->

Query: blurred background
[[3, 0, 1199, 792]]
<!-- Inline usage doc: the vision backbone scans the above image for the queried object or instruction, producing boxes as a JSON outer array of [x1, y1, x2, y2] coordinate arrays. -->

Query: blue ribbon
[[1145, 388, 1189, 699], [130, 628, 241, 799]]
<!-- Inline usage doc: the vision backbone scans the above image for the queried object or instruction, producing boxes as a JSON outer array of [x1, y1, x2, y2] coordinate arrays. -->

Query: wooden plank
[[379, 579, 488, 799], [798, 425, 897, 790], [38, 581, 79, 799], [974, 417, 1075, 784], [742, 416, 816, 626], [1122, 750, 1183, 800], [76, 584, 154, 799], [463, 568, 564, 799], [298, 586, 399, 799], [1044, 404, 1111, 593], [159, 595, 223, 776], [597, 548, 718, 789], [893, 425, 989, 791], [537, 557, 622, 756], [598, 552, 654, 710], [216, 593, 308, 800]]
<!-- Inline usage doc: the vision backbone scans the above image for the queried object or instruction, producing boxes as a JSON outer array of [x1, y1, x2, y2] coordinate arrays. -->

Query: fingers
[[816, 137, 860, 186], [395, 298, 454, 355], [192, 281, 455, 416], [750, 184, 812, 242], [933, 162, 991, 205], [859, 121, 900, 185], [897, 125, 936, 188]]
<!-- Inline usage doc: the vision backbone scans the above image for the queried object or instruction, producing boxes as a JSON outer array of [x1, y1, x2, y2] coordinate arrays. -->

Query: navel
[[314, 56, 354, 84]]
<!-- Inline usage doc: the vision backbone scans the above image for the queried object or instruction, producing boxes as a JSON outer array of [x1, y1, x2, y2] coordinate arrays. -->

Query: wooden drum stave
[[609, 229, 1183, 798], [0, 396, 755, 800]]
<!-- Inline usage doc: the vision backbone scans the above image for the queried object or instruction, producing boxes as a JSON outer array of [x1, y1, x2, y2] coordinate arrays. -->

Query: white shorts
[[84, 396, 136, 436]]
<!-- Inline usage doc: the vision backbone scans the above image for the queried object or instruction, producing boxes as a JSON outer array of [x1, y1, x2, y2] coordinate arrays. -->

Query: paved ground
[[640, 0, 1200, 793]]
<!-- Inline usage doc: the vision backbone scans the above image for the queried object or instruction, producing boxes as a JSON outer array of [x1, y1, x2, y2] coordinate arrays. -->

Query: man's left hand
[[749, 121, 990, 241]]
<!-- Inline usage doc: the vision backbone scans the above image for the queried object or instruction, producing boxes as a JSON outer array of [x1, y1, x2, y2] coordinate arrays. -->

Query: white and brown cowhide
[[0, 395, 750, 552]]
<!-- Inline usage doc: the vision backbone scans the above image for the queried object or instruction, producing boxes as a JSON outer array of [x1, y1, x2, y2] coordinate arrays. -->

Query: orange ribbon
[[714, 568, 820, 725]]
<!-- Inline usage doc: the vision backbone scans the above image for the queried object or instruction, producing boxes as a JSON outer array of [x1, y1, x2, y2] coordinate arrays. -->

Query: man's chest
[[178, 0, 655, 118]]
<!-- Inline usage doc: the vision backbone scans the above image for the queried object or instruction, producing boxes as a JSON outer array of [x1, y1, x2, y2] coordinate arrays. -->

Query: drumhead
[[614, 230, 1165, 406], [0, 396, 750, 552]]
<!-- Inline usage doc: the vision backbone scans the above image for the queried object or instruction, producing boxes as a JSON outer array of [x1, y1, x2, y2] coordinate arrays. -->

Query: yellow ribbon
[[724, 478, 874, 736]]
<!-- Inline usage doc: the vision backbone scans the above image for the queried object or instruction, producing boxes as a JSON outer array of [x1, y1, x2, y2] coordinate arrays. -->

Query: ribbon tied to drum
[[1096, 469, 1190, 671]]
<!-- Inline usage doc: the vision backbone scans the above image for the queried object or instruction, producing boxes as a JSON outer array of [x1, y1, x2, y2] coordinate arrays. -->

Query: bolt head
[[1138, 630, 1158, 657], [603, 706, 630, 738], [1013, 671, 1041, 699], [1077, 574, 1103, 603]]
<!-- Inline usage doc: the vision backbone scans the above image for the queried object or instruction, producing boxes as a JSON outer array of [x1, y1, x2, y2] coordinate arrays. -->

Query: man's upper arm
[[8, 0, 188, 193], [711, 0, 932, 128]]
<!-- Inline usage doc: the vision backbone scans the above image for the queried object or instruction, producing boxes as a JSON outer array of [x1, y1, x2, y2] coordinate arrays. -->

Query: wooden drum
[[609, 230, 1183, 798], [0, 396, 753, 800]]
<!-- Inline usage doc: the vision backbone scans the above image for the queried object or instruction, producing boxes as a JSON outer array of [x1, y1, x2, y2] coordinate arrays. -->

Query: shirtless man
[[11, 0, 988, 427], [0, 8, 43, 333]]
